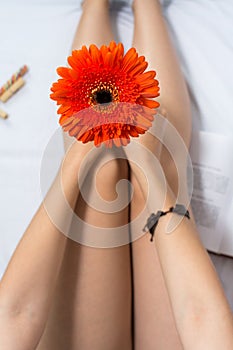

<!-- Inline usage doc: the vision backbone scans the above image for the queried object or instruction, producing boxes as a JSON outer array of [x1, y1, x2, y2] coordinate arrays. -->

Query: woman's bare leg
[[60, 1, 132, 349], [131, 0, 192, 348], [132, 0, 191, 190], [131, 185, 183, 350], [71, 0, 113, 49], [65, 155, 132, 349]]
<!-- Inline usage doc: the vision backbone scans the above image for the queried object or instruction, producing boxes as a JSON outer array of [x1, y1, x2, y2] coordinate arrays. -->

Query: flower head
[[50, 41, 160, 147]]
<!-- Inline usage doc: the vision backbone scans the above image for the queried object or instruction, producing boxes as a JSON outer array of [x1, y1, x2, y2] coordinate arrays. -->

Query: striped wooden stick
[[0, 65, 28, 97]]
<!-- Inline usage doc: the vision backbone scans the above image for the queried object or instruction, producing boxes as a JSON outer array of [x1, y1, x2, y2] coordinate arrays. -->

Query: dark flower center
[[94, 90, 113, 104]]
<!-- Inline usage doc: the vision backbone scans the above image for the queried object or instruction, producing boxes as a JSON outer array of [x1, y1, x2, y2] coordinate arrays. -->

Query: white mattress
[[0, 0, 233, 309]]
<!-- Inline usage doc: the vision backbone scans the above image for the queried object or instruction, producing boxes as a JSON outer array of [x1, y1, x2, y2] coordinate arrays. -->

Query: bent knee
[[96, 157, 129, 202]]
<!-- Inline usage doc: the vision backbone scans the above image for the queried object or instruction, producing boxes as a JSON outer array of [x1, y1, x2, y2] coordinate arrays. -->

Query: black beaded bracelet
[[143, 204, 190, 242]]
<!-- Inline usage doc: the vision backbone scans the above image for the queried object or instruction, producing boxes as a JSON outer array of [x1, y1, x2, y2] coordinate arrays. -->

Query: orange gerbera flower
[[50, 41, 160, 147]]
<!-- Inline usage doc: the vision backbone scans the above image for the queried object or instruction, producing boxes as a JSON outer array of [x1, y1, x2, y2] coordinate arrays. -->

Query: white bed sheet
[[0, 0, 232, 309]]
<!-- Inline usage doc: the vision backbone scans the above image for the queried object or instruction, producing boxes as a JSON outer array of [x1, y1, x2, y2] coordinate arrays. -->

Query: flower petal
[[57, 67, 71, 79], [122, 48, 138, 70], [89, 44, 102, 65]]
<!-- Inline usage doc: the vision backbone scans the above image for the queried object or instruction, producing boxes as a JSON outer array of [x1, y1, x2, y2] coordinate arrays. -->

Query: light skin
[[0, 143, 93, 350], [1, 1, 133, 349], [0, 0, 233, 350], [124, 133, 233, 349], [130, 0, 191, 348], [43, 1, 132, 348]]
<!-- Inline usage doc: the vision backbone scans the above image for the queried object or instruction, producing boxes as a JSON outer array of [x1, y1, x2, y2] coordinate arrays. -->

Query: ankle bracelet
[[143, 204, 190, 242]]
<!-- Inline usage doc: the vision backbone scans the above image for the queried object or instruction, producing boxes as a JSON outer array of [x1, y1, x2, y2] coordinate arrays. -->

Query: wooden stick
[[0, 108, 8, 119], [0, 78, 25, 103], [0, 65, 28, 96]]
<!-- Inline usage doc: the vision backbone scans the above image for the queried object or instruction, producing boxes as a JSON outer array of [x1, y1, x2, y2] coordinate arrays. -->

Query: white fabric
[[0, 0, 233, 309]]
